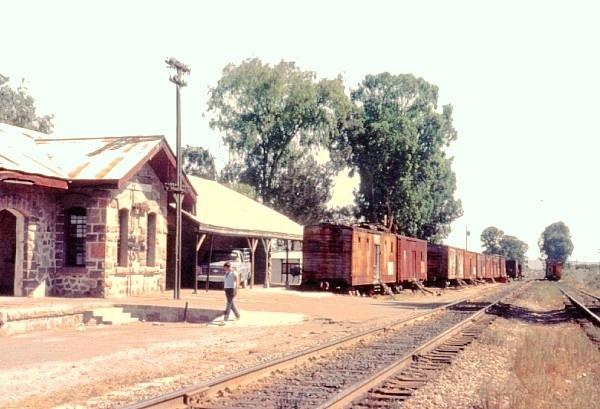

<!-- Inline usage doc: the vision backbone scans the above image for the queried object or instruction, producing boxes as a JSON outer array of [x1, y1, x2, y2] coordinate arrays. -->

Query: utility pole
[[166, 57, 190, 300], [465, 227, 470, 251]]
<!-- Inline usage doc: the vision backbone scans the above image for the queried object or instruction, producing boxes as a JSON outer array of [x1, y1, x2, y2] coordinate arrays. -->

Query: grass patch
[[476, 325, 599, 409], [563, 267, 600, 295], [513, 281, 564, 311]]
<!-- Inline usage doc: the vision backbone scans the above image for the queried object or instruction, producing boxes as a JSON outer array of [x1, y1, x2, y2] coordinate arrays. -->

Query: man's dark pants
[[224, 288, 240, 321]]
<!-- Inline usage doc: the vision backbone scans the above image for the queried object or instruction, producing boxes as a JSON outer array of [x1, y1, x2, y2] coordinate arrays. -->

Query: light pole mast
[[166, 57, 190, 300]]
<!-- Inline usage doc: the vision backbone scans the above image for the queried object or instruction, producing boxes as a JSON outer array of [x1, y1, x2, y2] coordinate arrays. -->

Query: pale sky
[[2, 0, 599, 261]]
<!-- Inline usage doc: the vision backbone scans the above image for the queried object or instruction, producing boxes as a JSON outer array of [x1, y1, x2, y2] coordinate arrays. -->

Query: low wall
[[118, 304, 222, 323]]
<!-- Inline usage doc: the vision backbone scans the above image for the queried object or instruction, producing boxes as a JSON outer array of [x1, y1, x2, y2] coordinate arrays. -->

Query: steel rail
[[559, 286, 600, 326], [575, 287, 600, 302], [122, 297, 473, 409], [315, 281, 529, 409]]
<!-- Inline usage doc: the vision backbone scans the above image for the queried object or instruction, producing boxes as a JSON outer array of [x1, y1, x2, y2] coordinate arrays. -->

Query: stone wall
[[103, 164, 168, 297], [0, 185, 58, 297], [51, 190, 107, 297], [49, 164, 168, 297]]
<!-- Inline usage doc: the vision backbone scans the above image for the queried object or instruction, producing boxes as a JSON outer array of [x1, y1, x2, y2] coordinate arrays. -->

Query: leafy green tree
[[481, 226, 504, 255], [208, 59, 351, 209], [324, 205, 359, 225], [499, 235, 528, 264], [539, 221, 574, 263], [182, 145, 217, 180], [0, 74, 53, 133], [344, 73, 462, 241], [271, 153, 333, 225]]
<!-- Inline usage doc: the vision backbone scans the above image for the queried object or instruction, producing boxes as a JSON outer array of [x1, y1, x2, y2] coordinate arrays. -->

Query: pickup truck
[[196, 248, 252, 288]]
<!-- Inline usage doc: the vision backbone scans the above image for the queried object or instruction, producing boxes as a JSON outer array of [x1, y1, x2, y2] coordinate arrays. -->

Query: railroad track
[[558, 284, 600, 346], [124, 281, 525, 409]]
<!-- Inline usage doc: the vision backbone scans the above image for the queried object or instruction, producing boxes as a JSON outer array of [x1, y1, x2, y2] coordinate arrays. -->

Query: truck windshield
[[211, 251, 240, 262]]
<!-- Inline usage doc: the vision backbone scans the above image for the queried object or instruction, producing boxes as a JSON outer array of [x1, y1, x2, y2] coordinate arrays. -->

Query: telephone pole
[[166, 57, 190, 300]]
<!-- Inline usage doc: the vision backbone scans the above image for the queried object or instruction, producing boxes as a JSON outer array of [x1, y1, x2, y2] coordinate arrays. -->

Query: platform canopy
[[184, 176, 303, 241]]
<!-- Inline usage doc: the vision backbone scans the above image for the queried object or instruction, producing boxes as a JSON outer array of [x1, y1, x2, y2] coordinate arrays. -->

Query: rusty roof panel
[[0, 122, 164, 182]]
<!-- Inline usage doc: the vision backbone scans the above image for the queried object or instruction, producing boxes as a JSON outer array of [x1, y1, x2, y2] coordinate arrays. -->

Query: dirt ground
[[0, 284, 499, 409]]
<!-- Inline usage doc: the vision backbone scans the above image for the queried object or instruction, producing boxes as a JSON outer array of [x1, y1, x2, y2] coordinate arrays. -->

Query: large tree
[[481, 226, 505, 255], [182, 145, 217, 180], [344, 73, 462, 241], [208, 58, 351, 222], [499, 235, 529, 264], [271, 153, 334, 225], [0, 74, 53, 133], [539, 221, 574, 263]]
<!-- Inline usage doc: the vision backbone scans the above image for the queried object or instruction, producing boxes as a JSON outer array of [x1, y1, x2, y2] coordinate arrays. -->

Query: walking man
[[223, 262, 240, 322]]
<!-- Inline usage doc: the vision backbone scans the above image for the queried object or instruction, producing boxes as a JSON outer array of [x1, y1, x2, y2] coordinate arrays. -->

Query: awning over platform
[[184, 176, 303, 241]]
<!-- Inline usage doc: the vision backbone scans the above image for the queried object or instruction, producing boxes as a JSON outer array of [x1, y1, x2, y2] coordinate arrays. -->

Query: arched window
[[146, 213, 156, 267], [118, 209, 129, 267], [65, 207, 87, 266]]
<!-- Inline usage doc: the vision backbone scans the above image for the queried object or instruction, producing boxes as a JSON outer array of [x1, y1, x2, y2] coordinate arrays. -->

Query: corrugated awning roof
[[183, 176, 303, 240]]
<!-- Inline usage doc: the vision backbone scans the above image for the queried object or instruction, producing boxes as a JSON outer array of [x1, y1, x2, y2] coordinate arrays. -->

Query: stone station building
[[0, 123, 195, 298]]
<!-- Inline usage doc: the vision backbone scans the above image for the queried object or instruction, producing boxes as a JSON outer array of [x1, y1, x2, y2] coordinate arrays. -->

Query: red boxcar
[[302, 224, 397, 289], [427, 244, 465, 282], [463, 251, 477, 280], [499, 256, 507, 280], [397, 235, 428, 282], [484, 254, 494, 279], [491, 255, 501, 279], [476, 253, 485, 280]]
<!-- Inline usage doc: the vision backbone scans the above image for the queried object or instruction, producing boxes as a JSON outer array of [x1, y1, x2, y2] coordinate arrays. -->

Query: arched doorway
[[0, 209, 17, 295]]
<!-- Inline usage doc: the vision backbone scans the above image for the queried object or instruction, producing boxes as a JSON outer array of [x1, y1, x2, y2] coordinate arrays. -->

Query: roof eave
[[182, 210, 302, 241], [0, 170, 68, 189]]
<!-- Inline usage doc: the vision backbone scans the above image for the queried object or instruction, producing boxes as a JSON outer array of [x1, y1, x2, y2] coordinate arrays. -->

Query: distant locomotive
[[545, 259, 563, 281]]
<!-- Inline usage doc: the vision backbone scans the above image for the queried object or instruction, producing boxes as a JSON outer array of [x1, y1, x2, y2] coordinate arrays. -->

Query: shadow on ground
[[490, 302, 572, 325]]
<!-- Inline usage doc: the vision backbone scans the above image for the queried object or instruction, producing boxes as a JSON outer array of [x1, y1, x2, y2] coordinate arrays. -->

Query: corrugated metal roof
[[0, 122, 163, 182], [185, 176, 303, 240]]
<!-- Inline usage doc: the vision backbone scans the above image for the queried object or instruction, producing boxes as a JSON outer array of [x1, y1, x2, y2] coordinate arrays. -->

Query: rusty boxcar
[[490, 255, 502, 279], [302, 223, 397, 290], [499, 256, 507, 281], [397, 235, 428, 282], [476, 253, 486, 280], [427, 244, 465, 282], [463, 250, 477, 280], [506, 259, 522, 279], [483, 254, 494, 279]]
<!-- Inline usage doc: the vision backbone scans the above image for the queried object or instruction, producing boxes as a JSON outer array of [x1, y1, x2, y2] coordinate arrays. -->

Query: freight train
[[302, 223, 515, 292]]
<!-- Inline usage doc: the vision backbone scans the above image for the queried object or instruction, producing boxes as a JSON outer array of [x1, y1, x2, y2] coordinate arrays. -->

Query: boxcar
[[483, 254, 494, 279], [490, 255, 501, 279], [397, 235, 428, 282], [427, 244, 465, 282], [302, 223, 397, 289], [476, 253, 486, 280], [455, 248, 465, 279], [464, 251, 478, 280], [506, 259, 522, 279], [499, 256, 507, 280]]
